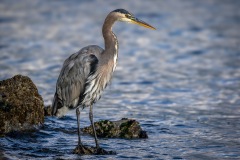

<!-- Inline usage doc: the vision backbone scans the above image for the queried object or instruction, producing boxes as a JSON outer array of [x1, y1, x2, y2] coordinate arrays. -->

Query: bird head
[[112, 9, 156, 30]]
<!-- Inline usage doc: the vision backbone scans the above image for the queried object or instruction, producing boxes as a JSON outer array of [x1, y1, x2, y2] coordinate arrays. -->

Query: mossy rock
[[73, 145, 116, 155], [0, 75, 44, 135], [82, 118, 148, 139]]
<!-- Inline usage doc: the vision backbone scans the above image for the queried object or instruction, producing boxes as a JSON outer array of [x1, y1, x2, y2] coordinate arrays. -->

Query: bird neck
[[102, 15, 118, 54]]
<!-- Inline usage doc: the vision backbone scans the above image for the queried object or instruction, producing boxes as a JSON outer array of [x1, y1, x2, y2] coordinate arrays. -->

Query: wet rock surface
[[82, 118, 148, 139], [73, 145, 116, 155], [0, 75, 44, 135]]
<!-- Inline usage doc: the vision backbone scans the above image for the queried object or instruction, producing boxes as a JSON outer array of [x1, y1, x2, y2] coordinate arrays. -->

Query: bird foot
[[73, 145, 116, 155], [73, 145, 93, 154]]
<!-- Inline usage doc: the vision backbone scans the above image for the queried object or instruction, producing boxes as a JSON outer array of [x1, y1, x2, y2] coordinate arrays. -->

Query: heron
[[52, 9, 155, 153]]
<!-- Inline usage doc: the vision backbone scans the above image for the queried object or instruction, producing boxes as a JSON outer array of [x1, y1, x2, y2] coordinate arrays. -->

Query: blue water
[[0, 0, 240, 159]]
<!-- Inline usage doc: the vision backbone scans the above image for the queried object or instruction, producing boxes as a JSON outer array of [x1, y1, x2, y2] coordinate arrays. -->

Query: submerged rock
[[0, 75, 44, 135], [82, 118, 148, 139], [73, 145, 116, 155]]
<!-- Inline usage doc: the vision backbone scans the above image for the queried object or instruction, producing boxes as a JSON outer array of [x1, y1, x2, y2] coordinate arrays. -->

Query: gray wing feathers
[[57, 59, 85, 106], [52, 45, 103, 116]]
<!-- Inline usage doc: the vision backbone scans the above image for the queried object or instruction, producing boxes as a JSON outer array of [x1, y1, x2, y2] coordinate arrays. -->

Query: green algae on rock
[[82, 118, 148, 139], [0, 75, 44, 135]]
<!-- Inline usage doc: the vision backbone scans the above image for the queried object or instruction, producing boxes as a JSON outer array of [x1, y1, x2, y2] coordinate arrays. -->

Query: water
[[0, 0, 240, 159]]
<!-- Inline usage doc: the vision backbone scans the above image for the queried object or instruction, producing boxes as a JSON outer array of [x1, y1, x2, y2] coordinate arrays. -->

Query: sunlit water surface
[[0, 0, 240, 159]]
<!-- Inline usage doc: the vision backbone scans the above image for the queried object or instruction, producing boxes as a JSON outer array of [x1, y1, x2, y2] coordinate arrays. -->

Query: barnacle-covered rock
[[0, 75, 44, 135], [73, 145, 116, 155], [82, 118, 148, 139]]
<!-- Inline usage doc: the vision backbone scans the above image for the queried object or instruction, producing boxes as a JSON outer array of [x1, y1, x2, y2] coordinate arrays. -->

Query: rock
[[82, 118, 148, 139], [0, 75, 44, 135], [44, 105, 52, 116], [73, 145, 116, 155]]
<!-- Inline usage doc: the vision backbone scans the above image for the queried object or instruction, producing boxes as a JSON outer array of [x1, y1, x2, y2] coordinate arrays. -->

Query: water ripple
[[0, 0, 240, 159]]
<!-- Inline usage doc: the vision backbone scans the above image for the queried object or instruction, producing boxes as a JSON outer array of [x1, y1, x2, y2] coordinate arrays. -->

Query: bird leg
[[76, 108, 83, 147], [89, 105, 99, 149], [74, 106, 102, 155], [74, 108, 94, 154]]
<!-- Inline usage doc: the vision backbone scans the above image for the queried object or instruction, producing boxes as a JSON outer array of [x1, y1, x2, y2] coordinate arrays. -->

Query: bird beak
[[131, 18, 156, 30]]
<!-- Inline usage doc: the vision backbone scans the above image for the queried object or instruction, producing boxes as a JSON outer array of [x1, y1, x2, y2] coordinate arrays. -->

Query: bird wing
[[52, 45, 103, 116]]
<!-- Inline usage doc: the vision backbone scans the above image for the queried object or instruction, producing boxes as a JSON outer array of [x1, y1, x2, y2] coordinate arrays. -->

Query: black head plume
[[112, 9, 132, 16]]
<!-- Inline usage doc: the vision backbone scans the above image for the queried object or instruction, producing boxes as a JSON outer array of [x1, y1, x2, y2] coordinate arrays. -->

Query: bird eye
[[125, 14, 132, 19]]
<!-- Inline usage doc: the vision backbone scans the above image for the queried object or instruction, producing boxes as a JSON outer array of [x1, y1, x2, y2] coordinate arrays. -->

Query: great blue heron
[[52, 9, 155, 152]]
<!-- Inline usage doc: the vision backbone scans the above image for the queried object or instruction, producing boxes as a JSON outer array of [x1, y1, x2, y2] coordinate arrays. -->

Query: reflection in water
[[0, 0, 240, 159]]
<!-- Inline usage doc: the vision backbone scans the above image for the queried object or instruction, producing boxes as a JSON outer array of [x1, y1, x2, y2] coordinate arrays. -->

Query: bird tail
[[52, 93, 63, 116]]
